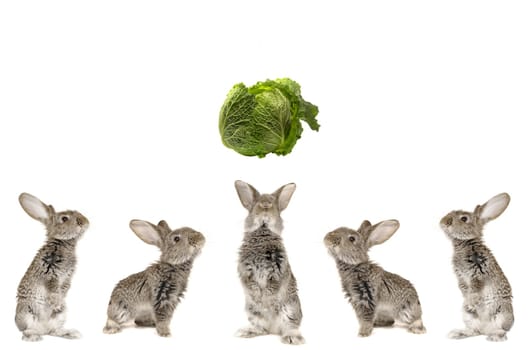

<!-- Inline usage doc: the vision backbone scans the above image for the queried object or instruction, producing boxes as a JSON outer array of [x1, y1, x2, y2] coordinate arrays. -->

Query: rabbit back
[[17, 239, 77, 301]]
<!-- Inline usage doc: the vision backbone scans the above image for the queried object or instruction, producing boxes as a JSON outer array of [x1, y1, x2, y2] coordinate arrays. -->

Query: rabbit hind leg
[[394, 301, 425, 334], [236, 300, 270, 338], [449, 308, 480, 339], [103, 303, 133, 334], [484, 304, 513, 342], [16, 302, 49, 341], [48, 309, 81, 339], [278, 304, 305, 345]]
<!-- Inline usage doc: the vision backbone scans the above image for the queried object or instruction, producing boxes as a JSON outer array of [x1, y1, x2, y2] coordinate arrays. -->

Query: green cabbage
[[219, 78, 319, 157]]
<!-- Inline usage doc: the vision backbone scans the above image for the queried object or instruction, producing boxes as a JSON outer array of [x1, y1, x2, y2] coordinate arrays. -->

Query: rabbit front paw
[[464, 294, 480, 314], [358, 324, 373, 337], [464, 303, 477, 314], [281, 334, 305, 345], [48, 293, 64, 312], [156, 325, 171, 337], [235, 326, 267, 338], [22, 333, 43, 342]]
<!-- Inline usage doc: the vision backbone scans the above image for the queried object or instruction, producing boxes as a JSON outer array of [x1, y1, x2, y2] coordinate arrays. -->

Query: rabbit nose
[[189, 232, 205, 247], [325, 234, 341, 246], [331, 237, 341, 245], [259, 201, 272, 209], [76, 217, 85, 226], [445, 217, 453, 226]]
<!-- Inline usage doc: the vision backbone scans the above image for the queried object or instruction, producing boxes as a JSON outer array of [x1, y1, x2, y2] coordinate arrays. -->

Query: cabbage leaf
[[219, 78, 319, 157]]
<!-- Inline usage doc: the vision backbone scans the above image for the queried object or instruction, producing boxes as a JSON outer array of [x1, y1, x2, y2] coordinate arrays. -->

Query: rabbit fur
[[440, 193, 514, 342], [103, 219, 205, 337], [15, 193, 89, 341], [324, 219, 426, 337], [234, 180, 305, 345]]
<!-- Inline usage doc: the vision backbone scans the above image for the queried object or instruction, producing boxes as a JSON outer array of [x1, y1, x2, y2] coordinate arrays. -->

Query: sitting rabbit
[[324, 219, 426, 337], [103, 219, 205, 337]]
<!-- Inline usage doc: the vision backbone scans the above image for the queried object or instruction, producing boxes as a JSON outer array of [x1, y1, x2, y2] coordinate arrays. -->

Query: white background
[[1, 1, 528, 349]]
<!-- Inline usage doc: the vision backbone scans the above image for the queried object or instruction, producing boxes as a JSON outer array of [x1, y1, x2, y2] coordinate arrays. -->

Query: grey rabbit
[[103, 219, 205, 337], [440, 193, 513, 341], [234, 180, 305, 345], [324, 219, 426, 337], [15, 193, 90, 341]]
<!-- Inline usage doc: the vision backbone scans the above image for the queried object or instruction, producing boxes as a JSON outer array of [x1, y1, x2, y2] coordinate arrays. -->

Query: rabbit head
[[19, 192, 89, 240], [129, 220, 205, 265], [324, 220, 400, 265], [440, 193, 510, 241], [234, 180, 296, 234]]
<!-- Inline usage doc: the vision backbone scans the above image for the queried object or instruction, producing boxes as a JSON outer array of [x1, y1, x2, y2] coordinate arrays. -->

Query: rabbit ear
[[157, 220, 172, 234], [235, 180, 260, 210], [273, 183, 296, 211], [19, 193, 53, 224], [476, 193, 510, 224], [358, 220, 372, 234], [367, 220, 400, 247], [129, 220, 162, 247]]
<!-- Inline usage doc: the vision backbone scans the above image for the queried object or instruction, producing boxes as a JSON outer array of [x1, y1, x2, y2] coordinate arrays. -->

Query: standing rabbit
[[440, 193, 513, 341], [234, 180, 305, 345], [324, 219, 426, 337], [103, 219, 205, 337], [15, 193, 90, 341]]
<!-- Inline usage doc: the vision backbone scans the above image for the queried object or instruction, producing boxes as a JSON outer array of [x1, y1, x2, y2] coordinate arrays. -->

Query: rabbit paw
[[486, 333, 507, 342], [281, 334, 305, 345], [408, 325, 427, 334], [48, 294, 65, 314], [235, 327, 267, 338], [407, 319, 426, 334], [50, 328, 81, 339], [22, 333, 43, 342], [103, 326, 120, 334], [464, 294, 481, 313], [103, 319, 121, 334], [448, 328, 478, 339], [358, 326, 373, 337], [48, 294, 63, 311], [464, 304, 476, 313], [156, 326, 171, 337]]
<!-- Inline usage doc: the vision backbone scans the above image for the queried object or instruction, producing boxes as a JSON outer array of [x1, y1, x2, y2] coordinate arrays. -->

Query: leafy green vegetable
[[219, 78, 319, 157]]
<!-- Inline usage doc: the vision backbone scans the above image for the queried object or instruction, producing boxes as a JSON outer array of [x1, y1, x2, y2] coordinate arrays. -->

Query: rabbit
[[440, 192, 513, 341], [234, 180, 305, 345], [15, 193, 90, 341], [103, 219, 205, 337], [324, 219, 426, 337]]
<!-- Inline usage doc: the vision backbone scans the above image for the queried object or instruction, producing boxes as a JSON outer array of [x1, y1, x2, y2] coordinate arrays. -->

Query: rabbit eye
[[173, 235, 181, 243], [460, 216, 468, 223], [348, 236, 355, 242], [61, 216, 69, 223]]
